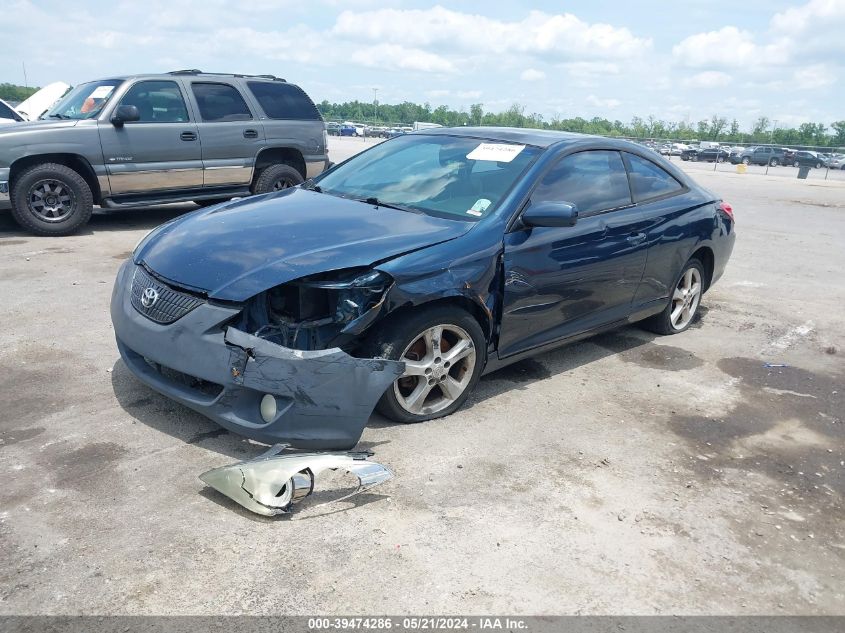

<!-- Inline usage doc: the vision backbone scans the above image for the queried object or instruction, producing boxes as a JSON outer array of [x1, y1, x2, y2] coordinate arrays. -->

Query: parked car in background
[[680, 147, 700, 161], [0, 99, 25, 125], [326, 121, 341, 136], [112, 127, 735, 449], [731, 146, 785, 166], [781, 149, 797, 165], [792, 151, 824, 168], [15, 81, 71, 121], [387, 128, 405, 138], [0, 70, 329, 235], [695, 147, 730, 163], [826, 154, 845, 170], [339, 124, 356, 136]]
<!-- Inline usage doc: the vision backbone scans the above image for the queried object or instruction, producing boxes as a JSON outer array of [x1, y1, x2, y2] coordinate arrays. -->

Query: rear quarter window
[[246, 81, 321, 120], [624, 153, 684, 202]]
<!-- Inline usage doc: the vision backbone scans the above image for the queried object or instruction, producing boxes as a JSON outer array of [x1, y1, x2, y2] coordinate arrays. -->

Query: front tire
[[365, 306, 486, 423], [10, 163, 94, 236], [252, 163, 304, 195], [640, 258, 705, 335], [741, 157, 750, 165]]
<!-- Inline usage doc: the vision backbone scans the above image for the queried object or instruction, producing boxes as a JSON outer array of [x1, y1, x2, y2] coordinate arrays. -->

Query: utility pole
[[22, 62, 28, 88], [373, 88, 378, 124]]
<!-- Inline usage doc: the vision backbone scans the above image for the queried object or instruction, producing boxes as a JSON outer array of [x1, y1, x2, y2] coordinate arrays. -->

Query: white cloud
[[792, 64, 837, 89], [682, 70, 733, 89], [563, 62, 620, 77], [672, 26, 784, 69], [456, 90, 482, 99], [332, 6, 651, 60], [586, 95, 621, 110], [521, 68, 546, 82], [350, 44, 456, 73]]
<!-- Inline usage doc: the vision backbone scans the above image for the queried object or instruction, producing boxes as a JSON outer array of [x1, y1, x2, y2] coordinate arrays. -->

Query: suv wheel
[[793, 161, 800, 167], [741, 157, 750, 165], [11, 163, 94, 236], [769, 158, 779, 166], [815, 162, 822, 169], [252, 163, 304, 195]]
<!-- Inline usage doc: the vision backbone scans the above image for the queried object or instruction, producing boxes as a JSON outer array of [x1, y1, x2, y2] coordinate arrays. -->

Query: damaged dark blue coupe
[[111, 128, 735, 449]]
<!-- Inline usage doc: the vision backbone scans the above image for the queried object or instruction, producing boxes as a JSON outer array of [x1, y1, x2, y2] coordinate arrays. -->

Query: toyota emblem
[[141, 287, 160, 308]]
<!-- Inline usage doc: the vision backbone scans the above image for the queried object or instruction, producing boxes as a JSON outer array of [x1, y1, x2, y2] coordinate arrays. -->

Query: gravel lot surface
[[1, 136, 842, 615]]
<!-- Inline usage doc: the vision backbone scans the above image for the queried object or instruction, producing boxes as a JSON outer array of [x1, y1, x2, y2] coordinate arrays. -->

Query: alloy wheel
[[670, 267, 702, 330], [27, 179, 76, 222], [393, 324, 477, 415], [272, 178, 294, 191]]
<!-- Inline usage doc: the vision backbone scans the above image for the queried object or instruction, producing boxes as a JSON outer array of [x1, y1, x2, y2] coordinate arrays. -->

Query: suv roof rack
[[167, 70, 286, 82]]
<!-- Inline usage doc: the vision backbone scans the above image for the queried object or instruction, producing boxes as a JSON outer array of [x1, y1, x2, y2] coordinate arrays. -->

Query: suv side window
[[624, 153, 684, 202], [246, 81, 320, 120], [118, 81, 189, 123], [191, 83, 253, 122], [531, 150, 631, 214]]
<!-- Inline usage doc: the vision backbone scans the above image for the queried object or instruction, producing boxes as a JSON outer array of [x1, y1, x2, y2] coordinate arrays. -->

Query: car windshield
[[315, 134, 541, 221], [42, 80, 124, 120]]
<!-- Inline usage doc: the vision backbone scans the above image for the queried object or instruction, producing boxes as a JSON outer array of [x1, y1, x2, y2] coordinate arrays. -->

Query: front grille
[[130, 266, 204, 324]]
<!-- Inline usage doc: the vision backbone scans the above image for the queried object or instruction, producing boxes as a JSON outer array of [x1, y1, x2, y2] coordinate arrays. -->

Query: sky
[[1, 0, 843, 128]]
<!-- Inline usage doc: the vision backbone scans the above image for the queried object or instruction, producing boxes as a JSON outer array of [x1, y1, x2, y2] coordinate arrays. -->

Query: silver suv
[[0, 70, 329, 235]]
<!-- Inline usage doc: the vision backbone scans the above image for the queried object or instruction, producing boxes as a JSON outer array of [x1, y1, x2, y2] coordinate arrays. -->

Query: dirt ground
[[0, 137, 842, 615]]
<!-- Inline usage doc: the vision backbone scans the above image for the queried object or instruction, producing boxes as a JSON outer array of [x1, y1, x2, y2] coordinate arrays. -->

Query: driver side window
[[531, 150, 631, 215], [118, 81, 189, 123]]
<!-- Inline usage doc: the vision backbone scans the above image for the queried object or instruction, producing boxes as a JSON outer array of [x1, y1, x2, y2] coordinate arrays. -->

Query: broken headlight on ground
[[199, 444, 393, 516], [237, 269, 392, 351]]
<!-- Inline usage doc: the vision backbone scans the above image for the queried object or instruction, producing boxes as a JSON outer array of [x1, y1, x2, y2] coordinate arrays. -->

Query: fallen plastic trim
[[199, 444, 393, 516]]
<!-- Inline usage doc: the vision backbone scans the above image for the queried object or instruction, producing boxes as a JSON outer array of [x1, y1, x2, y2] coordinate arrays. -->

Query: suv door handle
[[180, 131, 197, 141], [627, 232, 646, 244], [243, 129, 258, 139]]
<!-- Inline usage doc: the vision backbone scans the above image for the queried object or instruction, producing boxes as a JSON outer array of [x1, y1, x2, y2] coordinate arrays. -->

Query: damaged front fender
[[199, 444, 393, 516]]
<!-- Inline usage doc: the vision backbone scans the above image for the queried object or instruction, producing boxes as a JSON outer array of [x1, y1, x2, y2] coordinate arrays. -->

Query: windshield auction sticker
[[466, 143, 526, 162]]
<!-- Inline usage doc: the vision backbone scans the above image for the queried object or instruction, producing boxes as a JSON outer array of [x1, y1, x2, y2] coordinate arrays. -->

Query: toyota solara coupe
[[112, 127, 735, 449]]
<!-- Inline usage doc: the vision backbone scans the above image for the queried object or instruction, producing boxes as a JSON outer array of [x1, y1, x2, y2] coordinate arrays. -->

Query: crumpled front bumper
[[110, 260, 404, 450]]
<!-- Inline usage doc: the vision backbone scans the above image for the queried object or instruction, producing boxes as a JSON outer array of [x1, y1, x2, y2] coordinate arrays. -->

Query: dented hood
[[136, 188, 472, 301]]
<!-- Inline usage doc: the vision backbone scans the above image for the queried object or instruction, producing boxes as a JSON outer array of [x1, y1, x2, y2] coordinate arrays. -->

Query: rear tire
[[640, 258, 705, 335], [363, 305, 486, 424], [252, 163, 304, 195], [770, 158, 779, 166], [10, 163, 93, 236]]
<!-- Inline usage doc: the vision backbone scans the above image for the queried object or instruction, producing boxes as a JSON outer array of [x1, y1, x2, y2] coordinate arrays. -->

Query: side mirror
[[111, 104, 140, 127], [522, 201, 578, 228]]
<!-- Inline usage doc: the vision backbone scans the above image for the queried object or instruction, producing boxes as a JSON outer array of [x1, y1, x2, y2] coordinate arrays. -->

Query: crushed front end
[[110, 261, 403, 449]]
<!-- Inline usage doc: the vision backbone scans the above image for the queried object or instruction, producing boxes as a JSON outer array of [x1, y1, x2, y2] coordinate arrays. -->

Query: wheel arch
[[379, 294, 493, 344], [10, 153, 102, 202], [253, 146, 306, 181], [689, 245, 715, 291]]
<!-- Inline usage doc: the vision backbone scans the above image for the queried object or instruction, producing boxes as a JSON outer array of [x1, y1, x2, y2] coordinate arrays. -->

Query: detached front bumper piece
[[200, 443, 392, 516], [111, 261, 404, 450]]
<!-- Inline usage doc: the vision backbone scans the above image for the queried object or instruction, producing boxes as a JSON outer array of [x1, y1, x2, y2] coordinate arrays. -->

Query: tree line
[[319, 100, 845, 149], [0, 83, 39, 102], [2, 82, 840, 148]]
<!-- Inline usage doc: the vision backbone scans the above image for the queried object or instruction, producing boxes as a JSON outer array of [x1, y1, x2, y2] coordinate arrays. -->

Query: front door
[[187, 82, 265, 187], [498, 150, 649, 358], [98, 80, 203, 194]]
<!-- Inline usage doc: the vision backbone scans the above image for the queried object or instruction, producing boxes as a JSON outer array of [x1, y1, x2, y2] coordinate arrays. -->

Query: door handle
[[627, 232, 646, 244], [243, 129, 258, 139], [180, 131, 197, 141]]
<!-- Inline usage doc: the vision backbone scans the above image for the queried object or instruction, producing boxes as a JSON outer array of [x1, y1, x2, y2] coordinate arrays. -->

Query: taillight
[[718, 201, 734, 221]]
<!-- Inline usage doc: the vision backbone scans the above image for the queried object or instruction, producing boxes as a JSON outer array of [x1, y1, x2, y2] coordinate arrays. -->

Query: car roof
[[88, 72, 289, 84], [413, 126, 589, 148]]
